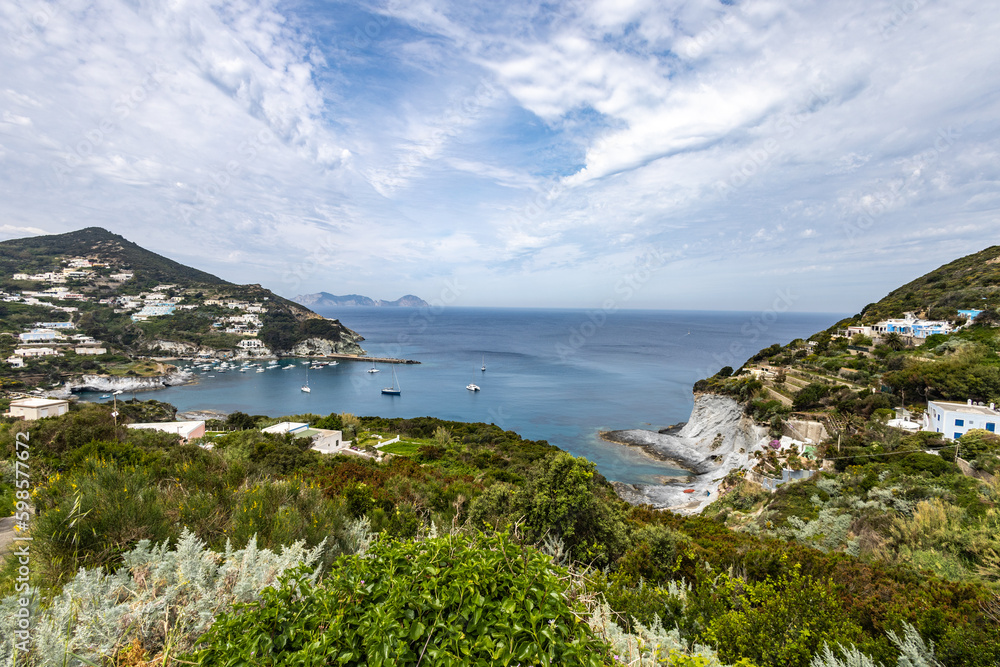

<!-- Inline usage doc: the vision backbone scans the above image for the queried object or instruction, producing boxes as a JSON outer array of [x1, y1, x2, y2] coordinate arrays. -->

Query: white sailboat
[[367, 359, 380, 373], [301, 366, 311, 393], [481, 354, 486, 372], [381, 365, 401, 395]]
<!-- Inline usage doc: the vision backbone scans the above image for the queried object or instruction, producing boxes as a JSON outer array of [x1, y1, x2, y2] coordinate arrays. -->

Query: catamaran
[[367, 359, 380, 373], [467, 371, 480, 392]]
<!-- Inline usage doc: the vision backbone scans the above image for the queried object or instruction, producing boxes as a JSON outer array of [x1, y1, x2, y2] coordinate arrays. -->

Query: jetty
[[318, 353, 420, 365]]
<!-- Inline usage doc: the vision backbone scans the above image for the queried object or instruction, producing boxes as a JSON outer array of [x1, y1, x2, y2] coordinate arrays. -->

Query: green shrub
[[187, 532, 608, 666], [700, 564, 863, 667]]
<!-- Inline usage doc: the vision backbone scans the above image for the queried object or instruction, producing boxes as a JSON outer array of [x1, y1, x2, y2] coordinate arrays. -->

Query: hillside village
[[2, 255, 278, 365], [0, 229, 367, 391]]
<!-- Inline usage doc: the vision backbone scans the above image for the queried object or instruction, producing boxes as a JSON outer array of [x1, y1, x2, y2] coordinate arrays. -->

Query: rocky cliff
[[289, 337, 365, 357], [605, 393, 768, 514], [57, 369, 195, 396]]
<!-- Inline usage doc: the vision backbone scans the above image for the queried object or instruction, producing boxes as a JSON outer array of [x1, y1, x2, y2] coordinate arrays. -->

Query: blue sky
[[1, 0, 998, 312]]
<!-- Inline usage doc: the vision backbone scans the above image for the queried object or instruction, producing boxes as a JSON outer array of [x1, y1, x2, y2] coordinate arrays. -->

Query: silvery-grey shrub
[[0, 528, 325, 665]]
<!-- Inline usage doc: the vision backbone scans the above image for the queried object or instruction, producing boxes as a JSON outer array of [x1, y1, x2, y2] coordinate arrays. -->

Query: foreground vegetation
[[1, 401, 998, 666]]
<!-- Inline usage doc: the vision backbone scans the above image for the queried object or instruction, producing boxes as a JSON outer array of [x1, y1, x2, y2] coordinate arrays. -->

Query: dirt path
[[0, 514, 19, 557], [764, 386, 793, 406]]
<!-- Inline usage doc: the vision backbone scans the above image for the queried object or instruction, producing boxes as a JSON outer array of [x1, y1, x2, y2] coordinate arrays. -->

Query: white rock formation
[[606, 393, 770, 514]]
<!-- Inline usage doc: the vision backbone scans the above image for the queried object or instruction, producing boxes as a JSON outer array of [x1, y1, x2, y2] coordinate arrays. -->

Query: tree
[[973, 309, 1000, 327], [882, 331, 906, 351], [225, 411, 256, 431], [517, 453, 628, 567], [793, 382, 832, 410], [851, 333, 873, 347]]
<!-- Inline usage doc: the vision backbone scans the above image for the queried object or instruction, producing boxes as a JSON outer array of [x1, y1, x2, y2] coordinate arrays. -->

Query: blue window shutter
[[988, 423, 996, 433]]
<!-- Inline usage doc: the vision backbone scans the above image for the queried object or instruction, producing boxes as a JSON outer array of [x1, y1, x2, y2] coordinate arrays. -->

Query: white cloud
[[0, 0, 998, 310]]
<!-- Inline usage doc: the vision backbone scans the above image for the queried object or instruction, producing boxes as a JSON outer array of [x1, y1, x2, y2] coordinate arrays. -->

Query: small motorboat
[[682, 489, 696, 494]]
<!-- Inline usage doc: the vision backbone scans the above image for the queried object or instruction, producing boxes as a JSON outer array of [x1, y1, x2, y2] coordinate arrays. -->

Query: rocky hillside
[[859, 245, 1000, 322]]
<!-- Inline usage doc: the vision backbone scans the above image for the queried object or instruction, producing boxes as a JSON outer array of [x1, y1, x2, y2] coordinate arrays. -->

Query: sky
[[1, 0, 998, 313]]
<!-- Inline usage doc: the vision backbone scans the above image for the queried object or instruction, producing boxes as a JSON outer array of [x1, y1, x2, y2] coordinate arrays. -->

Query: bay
[[81, 308, 844, 484]]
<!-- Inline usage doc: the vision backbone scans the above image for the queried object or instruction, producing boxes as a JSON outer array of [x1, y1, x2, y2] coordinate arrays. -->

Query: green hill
[[0, 227, 229, 289], [859, 245, 1000, 322], [0, 228, 365, 386]]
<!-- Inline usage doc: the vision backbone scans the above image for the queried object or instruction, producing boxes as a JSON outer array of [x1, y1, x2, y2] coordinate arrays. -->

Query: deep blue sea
[[80, 308, 843, 484]]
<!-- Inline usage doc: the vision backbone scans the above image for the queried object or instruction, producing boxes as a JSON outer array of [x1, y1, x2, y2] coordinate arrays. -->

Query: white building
[[262, 422, 310, 435], [14, 347, 61, 358], [846, 325, 874, 338], [75, 346, 107, 355], [127, 421, 206, 443], [7, 398, 70, 420], [131, 303, 176, 321], [922, 400, 999, 440], [19, 329, 60, 342], [873, 312, 953, 339], [5, 356, 24, 368]]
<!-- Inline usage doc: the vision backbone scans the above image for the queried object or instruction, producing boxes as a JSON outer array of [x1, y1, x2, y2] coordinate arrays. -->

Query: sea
[[78, 308, 844, 484]]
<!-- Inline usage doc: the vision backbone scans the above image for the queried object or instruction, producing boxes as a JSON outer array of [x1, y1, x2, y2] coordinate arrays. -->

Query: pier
[[317, 354, 420, 365]]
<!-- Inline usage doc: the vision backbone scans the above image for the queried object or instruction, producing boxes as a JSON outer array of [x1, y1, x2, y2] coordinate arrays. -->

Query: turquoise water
[[79, 308, 843, 484]]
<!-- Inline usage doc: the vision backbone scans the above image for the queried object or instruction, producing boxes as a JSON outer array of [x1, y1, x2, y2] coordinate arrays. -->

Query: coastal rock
[[58, 370, 195, 396], [288, 337, 365, 357], [151, 339, 228, 357], [604, 393, 769, 514]]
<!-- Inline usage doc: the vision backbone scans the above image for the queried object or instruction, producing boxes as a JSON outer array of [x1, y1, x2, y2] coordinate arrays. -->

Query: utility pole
[[112, 390, 123, 439]]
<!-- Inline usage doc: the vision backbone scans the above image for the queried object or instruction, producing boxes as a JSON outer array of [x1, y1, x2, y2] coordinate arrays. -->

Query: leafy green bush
[[187, 532, 608, 666], [794, 383, 833, 410], [699, 564, 863, 667], [469, 452, 629, 567]]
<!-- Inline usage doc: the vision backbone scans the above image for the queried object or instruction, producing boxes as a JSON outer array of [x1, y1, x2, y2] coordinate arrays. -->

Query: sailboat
[[301, 366, 311, 393], [381, 365, 401, 395], [367, 359, 380, 373], [481, 354, 486, 372]]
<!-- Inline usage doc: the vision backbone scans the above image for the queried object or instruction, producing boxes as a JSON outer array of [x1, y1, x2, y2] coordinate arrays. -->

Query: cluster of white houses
[[843, 310, 984, 342], [11, 258, 118, 285], [5, 320, 107, 367], [4, 255, 275, 366]]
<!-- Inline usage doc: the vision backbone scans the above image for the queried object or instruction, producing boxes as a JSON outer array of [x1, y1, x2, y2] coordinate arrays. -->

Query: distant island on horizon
[[293, 292, 429, 308]]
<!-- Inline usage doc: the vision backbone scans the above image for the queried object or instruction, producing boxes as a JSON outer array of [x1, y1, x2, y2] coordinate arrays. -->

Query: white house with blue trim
[[131, 303, 176, 321], [19, 329, 60, 342], [874, 312, 952, 338], [922, 400, 1000, 440]]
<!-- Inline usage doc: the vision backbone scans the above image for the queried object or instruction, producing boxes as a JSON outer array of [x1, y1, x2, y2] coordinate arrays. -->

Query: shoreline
[[599, 430, 698, 474], [150, 353, 421, 365]]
